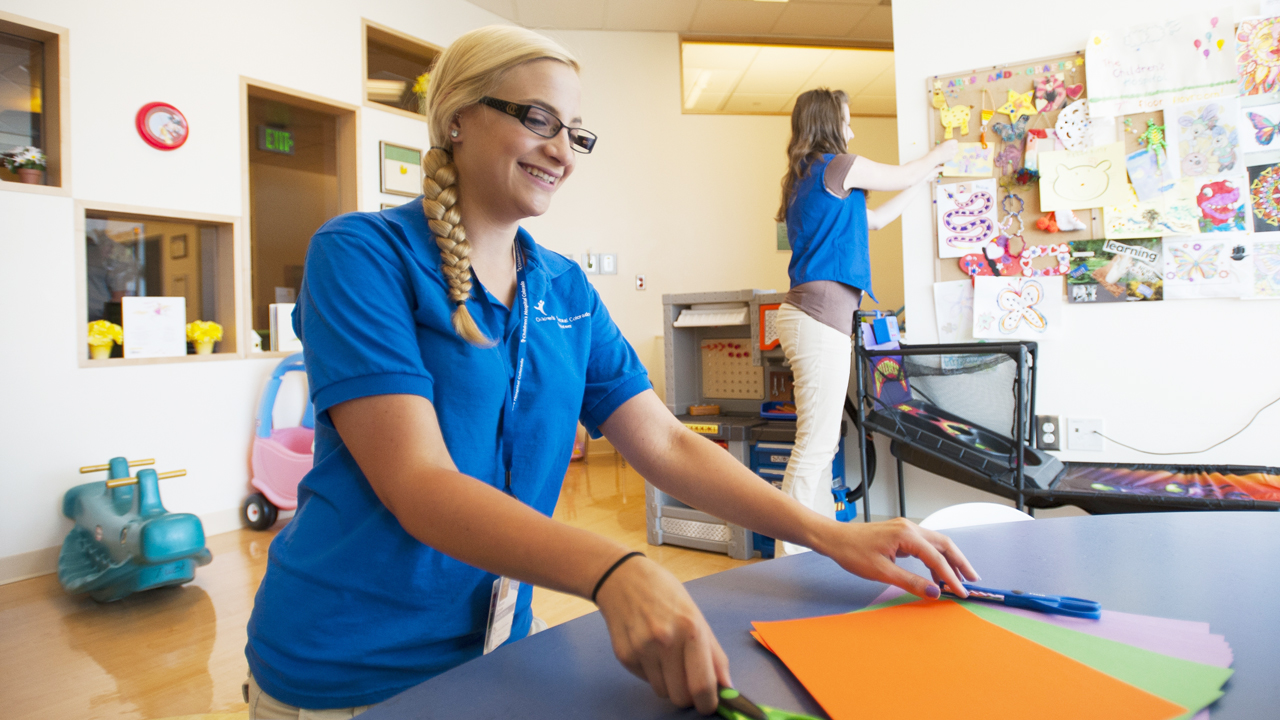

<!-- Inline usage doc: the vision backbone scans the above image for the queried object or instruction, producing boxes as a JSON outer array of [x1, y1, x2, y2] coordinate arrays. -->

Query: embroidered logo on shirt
[[534, 300, 547, 316], [534, 305, 591, 329]]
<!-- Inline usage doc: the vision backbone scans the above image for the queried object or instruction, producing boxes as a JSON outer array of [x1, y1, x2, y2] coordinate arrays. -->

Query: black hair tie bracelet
[[591, 551, 646, 604]]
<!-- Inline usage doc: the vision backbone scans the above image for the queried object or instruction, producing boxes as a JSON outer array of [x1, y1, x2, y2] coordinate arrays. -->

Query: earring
[[450, 129, 458, 138]]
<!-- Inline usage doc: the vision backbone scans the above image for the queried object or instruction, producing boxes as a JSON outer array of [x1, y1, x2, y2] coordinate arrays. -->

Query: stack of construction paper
[[751, 588, 1233, 720]]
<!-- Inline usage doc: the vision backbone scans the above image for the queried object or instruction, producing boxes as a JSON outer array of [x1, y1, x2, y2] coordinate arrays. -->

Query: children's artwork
[[1055, 99, 1091, 150], [1087, 11, 1237, 117], [1191, 173, 1249, 232], [939, 102, 972, 139], [972, 276, 1060, 340], [1038, 142, 1130, 211], [1125, 148, 1177, 202], [994, 142, 1023, 175], [1162, 236, 1249, 299], [1104, 180, 1201, 238], [997, 90, 1037, 123], [958, 235, 1021, 277], [1237, 16, 1280, 97], [1167, 98, 1241, 177], [121, 296, 188, 358], [941, 143, 994, 177], [934, 280, 974, 342], [1242, 102, 1280, 154], [1033, 73, 1082, 113], [992, 116, 1029, 143], [1248, 162, 1280, 232], [1067, 238, 1163, 303], [936, 180, 998, 258], [1023, 130, 1058, 172], [1249, 241, 1280, 298]]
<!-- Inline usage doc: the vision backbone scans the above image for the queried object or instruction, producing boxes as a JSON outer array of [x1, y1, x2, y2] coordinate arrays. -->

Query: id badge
[[483, 576, 520, 655]]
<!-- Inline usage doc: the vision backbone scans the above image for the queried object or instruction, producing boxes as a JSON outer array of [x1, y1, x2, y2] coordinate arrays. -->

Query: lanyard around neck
[[497, 241, 530, 498]]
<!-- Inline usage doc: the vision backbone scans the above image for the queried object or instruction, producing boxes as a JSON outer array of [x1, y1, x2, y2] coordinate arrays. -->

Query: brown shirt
[[784, 154, 862, 335]]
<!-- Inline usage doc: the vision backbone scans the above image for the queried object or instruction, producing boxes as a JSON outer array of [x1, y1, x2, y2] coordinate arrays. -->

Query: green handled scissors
[[716, 686, 823, 720]]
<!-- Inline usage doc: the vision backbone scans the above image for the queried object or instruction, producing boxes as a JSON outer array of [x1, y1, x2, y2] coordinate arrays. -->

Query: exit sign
[[257, 126, 295, 155]]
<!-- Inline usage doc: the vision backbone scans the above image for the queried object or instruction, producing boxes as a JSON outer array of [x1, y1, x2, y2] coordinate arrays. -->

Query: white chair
[[919, 502, 1033, 531]]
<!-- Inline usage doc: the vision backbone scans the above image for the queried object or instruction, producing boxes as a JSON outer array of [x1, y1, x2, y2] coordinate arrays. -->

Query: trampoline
[[850, 311, 1280, 517]]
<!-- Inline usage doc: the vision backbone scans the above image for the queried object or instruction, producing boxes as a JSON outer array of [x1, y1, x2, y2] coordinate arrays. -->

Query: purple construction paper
[[870, 586, 1233, 667]]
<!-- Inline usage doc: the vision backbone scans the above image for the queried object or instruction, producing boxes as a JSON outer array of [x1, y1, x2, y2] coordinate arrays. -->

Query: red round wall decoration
[[135, 102, 189, 150]]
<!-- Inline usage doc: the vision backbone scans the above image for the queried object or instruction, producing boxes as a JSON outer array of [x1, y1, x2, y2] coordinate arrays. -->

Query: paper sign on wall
[[941, 143, 994, 177], [933, 279, 987, 371], [1066, 238, 1163, 303], [1104, 180, 1201, 238], [936, 180, 998, 258], [1125, 148, 1177, 203], [1162, 236, 1249, 300], [972, 276, 1061, 340], [1166, 98, 1241, 178], [1247, 240, 1280, 298], [122, 296, 187, 359], [1086, 10, 1237, 117], [1038, 143, 1130, 211], [1240, 102, 1280, 154]]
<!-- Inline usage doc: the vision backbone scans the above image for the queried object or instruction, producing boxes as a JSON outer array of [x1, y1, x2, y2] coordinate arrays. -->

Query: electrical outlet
[[600, 253, 617, 275], [1035, 414, 1062, 451], [635, 274, 646, 290], [1066, 418, 1104, 452], [583, 253, 599, 274]]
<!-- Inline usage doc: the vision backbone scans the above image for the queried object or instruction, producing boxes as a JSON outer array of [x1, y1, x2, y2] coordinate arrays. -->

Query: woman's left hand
[[815, 517, 979, 599]]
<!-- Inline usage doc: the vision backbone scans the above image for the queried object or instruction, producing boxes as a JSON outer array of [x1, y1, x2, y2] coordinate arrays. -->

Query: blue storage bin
[[760, 402, 797, 420]]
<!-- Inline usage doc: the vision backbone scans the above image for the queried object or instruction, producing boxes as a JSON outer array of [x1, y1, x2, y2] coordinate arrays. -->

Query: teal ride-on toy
[[58, 457, 212, 602]]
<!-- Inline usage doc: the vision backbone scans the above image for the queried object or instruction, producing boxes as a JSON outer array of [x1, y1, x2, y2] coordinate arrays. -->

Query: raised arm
[[842, 139, 957, 193], [603, 390, 979, 597], [331, 393, 731, 715]]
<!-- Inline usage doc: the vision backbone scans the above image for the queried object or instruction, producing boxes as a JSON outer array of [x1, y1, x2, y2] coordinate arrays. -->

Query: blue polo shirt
[[785, 153, 874, 299], [245, 200, 651, 709]]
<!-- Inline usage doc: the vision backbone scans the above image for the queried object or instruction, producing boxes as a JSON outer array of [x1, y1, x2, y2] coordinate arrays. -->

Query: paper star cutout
[[998, 90, 1038, 123]]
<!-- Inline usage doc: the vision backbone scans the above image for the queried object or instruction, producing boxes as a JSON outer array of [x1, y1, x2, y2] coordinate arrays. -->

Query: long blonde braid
[[421, 25, 580, 347], [421, 146, 490, 346]]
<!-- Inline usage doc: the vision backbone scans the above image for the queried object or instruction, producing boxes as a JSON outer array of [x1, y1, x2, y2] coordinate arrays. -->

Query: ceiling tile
[[688, 91, 730, 112], [515, 0, 607, 29], [802, 48, 893, 97], [846, 5, 893, 42], [604, 0, 699, 32], [721, 93, 793, 113], [689, 0, 789, 35], [858, 57, 896, 95], [734, 45, 832, 94], [849, 94, 896, 116], [466, 0, 519, 21], [769, 3, 870, 37]]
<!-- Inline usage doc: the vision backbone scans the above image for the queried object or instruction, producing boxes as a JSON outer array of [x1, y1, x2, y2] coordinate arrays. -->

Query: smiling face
[[451, 59, 582, 226]]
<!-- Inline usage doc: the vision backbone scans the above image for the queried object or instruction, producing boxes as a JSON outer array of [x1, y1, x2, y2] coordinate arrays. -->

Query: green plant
[[3, 146, 46, 172]]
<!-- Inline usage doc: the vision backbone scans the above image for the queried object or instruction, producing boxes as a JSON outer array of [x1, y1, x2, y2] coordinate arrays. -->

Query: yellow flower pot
[[195, 339, 215, 355], [89, 343, 113, 360]]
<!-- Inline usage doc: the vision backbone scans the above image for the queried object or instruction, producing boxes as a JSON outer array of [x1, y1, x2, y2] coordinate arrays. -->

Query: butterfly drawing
[[992, 116, 1029, 143], [996, 280, 1047, 334], [1248, 112, 1279, 146], [1169, 244, 1221, 281]]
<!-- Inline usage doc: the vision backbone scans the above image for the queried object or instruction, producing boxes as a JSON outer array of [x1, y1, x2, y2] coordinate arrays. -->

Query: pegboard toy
[[59, 457, 211, 602], [701, 339, 763, 400]]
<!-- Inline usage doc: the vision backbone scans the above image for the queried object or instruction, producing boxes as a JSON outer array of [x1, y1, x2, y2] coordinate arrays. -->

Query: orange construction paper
[[752, 601, 1186, 720]]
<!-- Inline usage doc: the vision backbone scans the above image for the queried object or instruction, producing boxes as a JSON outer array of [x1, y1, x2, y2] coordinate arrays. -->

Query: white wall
[[875, 0, 1280, 521], [2, 4, 902, 575]]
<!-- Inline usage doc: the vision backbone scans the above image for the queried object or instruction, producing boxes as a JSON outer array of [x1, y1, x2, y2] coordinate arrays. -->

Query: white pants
[[775, 303, 848, 556]]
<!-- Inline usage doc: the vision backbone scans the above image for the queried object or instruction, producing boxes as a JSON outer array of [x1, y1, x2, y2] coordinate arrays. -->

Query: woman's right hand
[[594, 556, 731, 715], [931, 138, 959, 166]]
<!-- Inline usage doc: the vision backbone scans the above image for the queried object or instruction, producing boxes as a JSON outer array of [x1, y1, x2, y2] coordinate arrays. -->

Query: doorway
[[244, 82, 357, 351]]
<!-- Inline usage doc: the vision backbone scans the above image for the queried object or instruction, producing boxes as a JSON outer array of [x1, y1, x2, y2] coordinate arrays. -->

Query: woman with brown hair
[[244, 32, 974, 718], [773, 89, 957, 556]]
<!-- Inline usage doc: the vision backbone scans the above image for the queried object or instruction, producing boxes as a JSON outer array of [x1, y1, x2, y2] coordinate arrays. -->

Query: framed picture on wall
[[170, 234, 187, 259], [380, 142, 423, 197]]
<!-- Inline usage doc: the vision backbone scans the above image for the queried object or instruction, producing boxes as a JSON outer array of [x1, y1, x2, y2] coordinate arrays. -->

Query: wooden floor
[[0, 453, 756, 720]]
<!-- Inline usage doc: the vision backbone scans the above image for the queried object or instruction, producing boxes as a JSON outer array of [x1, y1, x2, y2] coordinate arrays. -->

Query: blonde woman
[[245, 28, 975, 718], [773, 89, 957, 556]]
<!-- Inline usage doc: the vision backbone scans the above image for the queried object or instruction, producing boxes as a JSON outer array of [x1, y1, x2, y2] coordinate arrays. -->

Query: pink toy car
[[242, 354, 313, 530]]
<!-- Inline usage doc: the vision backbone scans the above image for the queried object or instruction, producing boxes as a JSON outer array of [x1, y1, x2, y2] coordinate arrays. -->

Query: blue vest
[[785, 154, 874, 300]]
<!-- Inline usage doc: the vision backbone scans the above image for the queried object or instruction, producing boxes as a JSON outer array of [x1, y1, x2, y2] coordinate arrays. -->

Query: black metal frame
[[852, 310, 1039, 520]]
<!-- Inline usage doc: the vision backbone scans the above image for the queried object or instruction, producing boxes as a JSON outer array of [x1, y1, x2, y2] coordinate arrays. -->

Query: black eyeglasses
[[478, 96, 597, 154]]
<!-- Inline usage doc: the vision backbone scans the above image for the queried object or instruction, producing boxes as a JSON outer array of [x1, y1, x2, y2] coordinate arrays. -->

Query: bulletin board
[[927, 51, 1101, 283]]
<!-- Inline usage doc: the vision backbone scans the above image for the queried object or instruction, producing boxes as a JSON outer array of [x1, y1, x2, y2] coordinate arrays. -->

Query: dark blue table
[[361, 512, 1279, 719]]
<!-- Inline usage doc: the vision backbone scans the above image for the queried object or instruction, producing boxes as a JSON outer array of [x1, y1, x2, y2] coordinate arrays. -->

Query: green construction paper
[[855, 596, 1231, 720]]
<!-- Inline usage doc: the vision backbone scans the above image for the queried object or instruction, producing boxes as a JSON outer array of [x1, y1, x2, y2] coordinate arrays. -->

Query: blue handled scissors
[[943, 582, 1102, 619]]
